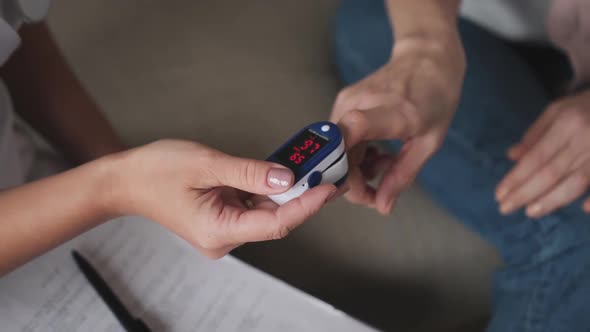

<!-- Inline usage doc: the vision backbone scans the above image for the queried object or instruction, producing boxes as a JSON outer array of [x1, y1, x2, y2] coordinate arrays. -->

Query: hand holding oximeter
[[266, 121, 348, 205]]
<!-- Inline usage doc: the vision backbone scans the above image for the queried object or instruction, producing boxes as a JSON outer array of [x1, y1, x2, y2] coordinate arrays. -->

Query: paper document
[[0, 217, 377, 332]]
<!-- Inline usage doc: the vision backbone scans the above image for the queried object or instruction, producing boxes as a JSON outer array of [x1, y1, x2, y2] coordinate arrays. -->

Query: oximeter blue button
[[307, 171, 322, 188]]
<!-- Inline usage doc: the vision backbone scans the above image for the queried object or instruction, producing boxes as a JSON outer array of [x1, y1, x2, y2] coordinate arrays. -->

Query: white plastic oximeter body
[[266, 121, 348, 205]]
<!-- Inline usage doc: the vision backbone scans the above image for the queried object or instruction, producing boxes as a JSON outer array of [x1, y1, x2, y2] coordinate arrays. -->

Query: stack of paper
[[0, 217, 377, 332]]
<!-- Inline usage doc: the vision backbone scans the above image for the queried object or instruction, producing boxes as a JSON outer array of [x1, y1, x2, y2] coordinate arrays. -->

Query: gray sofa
[[49, 1, 500, 330]]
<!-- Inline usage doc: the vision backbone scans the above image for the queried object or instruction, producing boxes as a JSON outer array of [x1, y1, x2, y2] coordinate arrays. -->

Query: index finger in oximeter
[[266, 121, 348, 205]]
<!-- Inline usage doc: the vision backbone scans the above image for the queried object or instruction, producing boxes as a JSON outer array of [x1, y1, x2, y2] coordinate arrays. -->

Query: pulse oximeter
[[266, 121, 348, 205]]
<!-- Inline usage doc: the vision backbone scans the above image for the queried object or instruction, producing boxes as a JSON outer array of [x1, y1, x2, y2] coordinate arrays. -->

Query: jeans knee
[[497, 210, 590, 270], [491, 231, 590, 332]]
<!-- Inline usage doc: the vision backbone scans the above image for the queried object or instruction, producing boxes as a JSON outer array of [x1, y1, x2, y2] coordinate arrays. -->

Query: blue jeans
[[334, 1, 590, 331]]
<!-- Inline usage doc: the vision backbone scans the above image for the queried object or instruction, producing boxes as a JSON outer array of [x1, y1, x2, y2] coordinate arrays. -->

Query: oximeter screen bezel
[[267, 122, 342, 182]]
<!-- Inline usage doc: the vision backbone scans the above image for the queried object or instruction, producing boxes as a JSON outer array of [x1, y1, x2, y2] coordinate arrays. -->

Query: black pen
[[71, 250, 151, 332]]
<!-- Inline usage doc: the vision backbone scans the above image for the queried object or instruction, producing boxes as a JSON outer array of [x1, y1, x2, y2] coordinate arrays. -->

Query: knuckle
[[335, 87, 354, 109], [528, 150, 548, 166], [270, 199, 313, 241], [363, 84, 383, 97], [241, 160, 260, 188], [559, 108, 586, 130], [198, 147, 222, 168], [271, 225, 292, 240], [295, 197, 314, 220], [336, 87, 351, 101], [342, 109, 369, 134], [388, 81, 407, 98], [396, 100, 421, 130]]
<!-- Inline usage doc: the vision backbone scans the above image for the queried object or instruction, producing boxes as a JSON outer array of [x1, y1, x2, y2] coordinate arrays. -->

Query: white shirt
[[0, 0, 50, 189], [461, 0, 552, 42]]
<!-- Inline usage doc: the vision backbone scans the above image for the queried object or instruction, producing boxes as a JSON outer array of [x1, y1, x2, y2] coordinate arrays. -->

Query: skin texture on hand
[[496, 89, 590, 218], [333, 36, 465, 215], [108, 140, 337, 259], [0, 140, 335, 275]]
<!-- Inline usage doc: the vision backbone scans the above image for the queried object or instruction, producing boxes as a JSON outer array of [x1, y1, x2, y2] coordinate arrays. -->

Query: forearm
[[385, 0, 465, 84], [0, 23, 125, 164], [0, 156, 119, 275], [386, 0, 461, 41]]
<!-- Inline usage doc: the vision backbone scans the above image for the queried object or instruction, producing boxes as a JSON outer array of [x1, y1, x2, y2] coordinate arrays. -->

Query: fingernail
[[526, 204, 542, 218], [326, 189, 339, 203], [500, 202, 514, 215], [267, 168, 293, 189]]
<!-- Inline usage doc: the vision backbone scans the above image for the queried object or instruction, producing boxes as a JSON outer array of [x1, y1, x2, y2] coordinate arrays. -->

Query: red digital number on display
[[288, 134, 322, 165]]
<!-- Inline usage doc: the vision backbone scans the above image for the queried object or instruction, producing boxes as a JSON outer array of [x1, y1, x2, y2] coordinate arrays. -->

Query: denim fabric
[[334, 1, 590, 331]]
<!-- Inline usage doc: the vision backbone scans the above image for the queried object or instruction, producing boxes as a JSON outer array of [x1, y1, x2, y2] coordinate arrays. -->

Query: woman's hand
[[332, 37, 465, 215], [110, 140, 336, 258], [497, 90, 590, 218]]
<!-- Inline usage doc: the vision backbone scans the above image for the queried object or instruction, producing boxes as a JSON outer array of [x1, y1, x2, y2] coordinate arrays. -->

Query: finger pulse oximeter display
[[267, 121, 348, 205]]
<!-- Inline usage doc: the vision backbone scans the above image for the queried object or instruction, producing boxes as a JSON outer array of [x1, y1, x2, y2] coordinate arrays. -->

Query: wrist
[[393, 25, 460, 48], [387, 0, 460, 41], [385, 0, 463, 67], [392, 32, 464, 62], [392, 33, 466, 84], [90, 151, 131, 220]]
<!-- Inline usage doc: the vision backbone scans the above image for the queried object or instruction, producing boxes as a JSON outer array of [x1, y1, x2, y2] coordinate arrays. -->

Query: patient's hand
[[497, 89, 590, 218], [110, 140, 336, 258], [331, 36, 465, 215]]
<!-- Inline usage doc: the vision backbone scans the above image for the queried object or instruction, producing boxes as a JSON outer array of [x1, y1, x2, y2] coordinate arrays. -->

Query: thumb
[[210, 154, 294, 195], [228, 184, 336, 243]]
